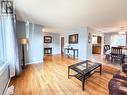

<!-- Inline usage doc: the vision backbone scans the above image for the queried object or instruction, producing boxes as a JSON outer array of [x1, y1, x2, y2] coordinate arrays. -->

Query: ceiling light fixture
[[119, 31, 125, 35], [119, 26, 127, 35]]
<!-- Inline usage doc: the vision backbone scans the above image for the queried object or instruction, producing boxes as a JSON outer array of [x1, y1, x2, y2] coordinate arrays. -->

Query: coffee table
[[68, 60, 102, 90]]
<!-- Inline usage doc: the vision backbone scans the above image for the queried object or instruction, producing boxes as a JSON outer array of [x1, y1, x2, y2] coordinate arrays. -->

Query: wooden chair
[[111, 47, 124, 64], [104, 45, 110, 54], [103, 45, 110, 59]]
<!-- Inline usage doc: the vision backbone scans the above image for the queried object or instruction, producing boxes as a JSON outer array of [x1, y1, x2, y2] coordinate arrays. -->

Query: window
[[111, 34, 126, 47]]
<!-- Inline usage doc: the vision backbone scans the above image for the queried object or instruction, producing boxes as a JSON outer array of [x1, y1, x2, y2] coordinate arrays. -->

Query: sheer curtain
[[0, 20, 4, 65], [0, 14, 22, 77]]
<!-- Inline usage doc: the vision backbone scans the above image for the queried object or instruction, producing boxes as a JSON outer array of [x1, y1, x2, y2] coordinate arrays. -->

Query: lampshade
[[19, 38, 28, 45]]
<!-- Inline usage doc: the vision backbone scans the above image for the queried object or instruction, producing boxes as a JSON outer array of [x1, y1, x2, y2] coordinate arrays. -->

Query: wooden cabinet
[[92, 35, 102, 54], [92, 45, 101, 54]]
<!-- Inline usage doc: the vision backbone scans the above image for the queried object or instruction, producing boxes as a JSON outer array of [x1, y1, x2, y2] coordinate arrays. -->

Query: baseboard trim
[[26, 60, 43, 65]]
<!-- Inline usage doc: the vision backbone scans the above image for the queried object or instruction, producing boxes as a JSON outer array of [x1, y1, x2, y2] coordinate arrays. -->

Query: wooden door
[[61, 37, 64, 54]]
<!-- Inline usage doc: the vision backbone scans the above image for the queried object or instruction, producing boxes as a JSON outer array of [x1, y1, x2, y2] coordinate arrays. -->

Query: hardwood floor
[[90, 54, 122, 69], [10, 54, 119, 95]]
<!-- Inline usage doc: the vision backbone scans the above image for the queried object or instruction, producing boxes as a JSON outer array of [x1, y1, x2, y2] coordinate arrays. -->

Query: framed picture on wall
[[69, 34, 78, 44], [88, 32, 91, 43], [44, 36, 52, 43]]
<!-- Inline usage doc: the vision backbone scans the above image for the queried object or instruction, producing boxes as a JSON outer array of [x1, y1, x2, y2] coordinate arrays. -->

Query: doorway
[[92, 35, 102, 54], [61, 37, 64, 54]]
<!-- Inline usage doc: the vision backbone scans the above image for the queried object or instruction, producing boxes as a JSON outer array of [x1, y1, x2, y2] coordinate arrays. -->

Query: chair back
[[111, 47, 122, 55], [104, 45, 110, 54]]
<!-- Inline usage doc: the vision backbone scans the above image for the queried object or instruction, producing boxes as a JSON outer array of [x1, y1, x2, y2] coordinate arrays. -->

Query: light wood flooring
[[10, 54, 120, 95]]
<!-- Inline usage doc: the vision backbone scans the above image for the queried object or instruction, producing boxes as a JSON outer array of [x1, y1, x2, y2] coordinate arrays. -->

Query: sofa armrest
[[113, 72, 127, 81]]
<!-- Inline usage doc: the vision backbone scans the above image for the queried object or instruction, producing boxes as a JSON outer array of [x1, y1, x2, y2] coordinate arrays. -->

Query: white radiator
[[0, 64, 10, 95]]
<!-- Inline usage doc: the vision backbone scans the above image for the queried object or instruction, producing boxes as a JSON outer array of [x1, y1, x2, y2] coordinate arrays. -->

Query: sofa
[[108, 63, 127, 95]]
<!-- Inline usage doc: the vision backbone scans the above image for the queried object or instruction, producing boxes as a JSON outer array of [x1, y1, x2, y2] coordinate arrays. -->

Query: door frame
[[61, 37, 64, 54]]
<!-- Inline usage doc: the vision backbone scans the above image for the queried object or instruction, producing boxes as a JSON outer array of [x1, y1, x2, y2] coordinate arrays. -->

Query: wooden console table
[[44, 48, 52, 55], [64, 48, 78, 58]]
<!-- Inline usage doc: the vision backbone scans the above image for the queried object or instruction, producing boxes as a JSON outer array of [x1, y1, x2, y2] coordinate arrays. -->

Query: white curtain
[[0, 14, 21, 77]]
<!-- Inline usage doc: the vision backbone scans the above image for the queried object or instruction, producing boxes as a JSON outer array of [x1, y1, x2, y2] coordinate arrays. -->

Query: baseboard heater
[[0, 64, 10, 95]]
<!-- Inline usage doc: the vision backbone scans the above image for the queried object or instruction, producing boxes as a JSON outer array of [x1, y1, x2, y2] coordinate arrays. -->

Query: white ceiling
[[15, 0, 127, 33]]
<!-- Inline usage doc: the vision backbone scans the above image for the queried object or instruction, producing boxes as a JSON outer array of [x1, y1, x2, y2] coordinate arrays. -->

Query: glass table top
[[69, 60, 101, 74]]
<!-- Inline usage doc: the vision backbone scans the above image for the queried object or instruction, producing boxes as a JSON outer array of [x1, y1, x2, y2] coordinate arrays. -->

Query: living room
[[1, 0, 127, 95]]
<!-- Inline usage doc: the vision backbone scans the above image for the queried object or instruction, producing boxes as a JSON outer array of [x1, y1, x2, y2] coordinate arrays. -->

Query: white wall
[[16, 21, 44, 64], [60, 28, 89, 60], [60, 27, 103, 60], [28, 23, 43, 63], [44, 32, 61, 54], [86, 27, 92, 58]]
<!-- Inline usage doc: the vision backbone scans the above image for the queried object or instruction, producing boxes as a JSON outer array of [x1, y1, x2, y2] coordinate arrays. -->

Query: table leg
[[122, 55, 125, 63], [82, 79, 85, 91], [68, 67, 70, 79], [77, 50, 78, 57], [74, 50, 75, 58], [100, 65, 102, 75], [67, 49, 69, 53], [64, 49, 66, 55]]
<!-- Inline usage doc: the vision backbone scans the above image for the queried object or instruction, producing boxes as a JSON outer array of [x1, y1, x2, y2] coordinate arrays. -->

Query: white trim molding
[[26, 60, 43, 65]]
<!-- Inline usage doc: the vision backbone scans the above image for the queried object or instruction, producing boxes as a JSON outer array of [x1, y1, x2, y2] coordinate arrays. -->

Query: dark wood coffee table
[[68, 60, 102, 90]]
